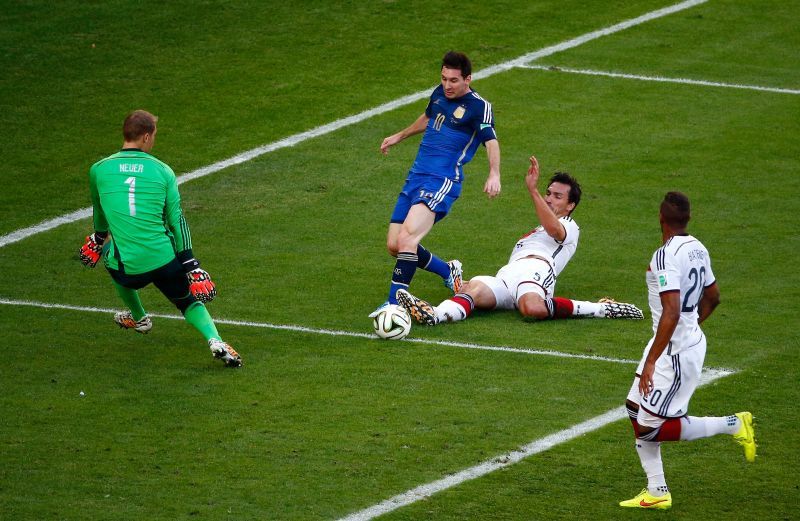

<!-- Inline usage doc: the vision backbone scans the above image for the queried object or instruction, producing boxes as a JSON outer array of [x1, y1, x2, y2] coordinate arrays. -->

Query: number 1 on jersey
[[124, 176, 136, 216]]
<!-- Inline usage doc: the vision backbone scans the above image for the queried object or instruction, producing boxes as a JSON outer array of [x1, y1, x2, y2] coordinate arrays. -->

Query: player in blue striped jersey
[[371, 51, 501, 317]]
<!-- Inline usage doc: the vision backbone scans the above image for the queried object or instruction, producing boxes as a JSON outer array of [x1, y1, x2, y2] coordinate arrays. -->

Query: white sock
[[435, 299, 467, 323], [679, 415, 739, 441], [635, 440, 668, 494], [571, 300, 605, 317]]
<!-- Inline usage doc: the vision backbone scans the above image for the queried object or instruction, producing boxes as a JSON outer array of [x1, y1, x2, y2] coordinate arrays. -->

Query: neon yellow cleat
[[619, 489, 672, 510], [734, 411, 757, 462]]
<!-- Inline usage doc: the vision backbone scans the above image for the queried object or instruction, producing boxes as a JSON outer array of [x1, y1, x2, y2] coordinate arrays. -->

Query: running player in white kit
[[397, 155, 643, 325], [619, 191, 756, 510]]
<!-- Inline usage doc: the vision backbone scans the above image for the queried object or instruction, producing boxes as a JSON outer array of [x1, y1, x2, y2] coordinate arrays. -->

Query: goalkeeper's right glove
[[79, 232, 106, 268], [187, 268, 217, 303]]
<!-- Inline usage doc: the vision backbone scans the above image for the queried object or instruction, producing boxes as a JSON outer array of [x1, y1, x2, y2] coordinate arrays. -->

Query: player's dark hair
[[549, 172, 582, 212], [661, 191, 691, 228], [442, 51, 472, 78], [123, 110, 158, 141]]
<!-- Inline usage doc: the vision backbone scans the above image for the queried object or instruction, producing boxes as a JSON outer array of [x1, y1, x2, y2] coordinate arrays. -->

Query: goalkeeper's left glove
[[178, 250, 217, 303], [187, 268, 217, 303], [79, 232, 107, 268]]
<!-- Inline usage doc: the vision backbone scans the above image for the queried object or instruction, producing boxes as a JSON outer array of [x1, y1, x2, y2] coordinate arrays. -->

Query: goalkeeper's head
[[123, 110, 158, 152]]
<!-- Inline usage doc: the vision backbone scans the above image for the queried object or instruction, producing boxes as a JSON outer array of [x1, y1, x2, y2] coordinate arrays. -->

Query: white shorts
[[626, 334, 707, 421], [471, 258, 556, 310]]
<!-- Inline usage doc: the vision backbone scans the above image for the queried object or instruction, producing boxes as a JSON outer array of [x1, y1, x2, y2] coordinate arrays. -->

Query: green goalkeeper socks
[[183, 302, 221, 342], [112, 282, 221, 342], [112, 280, 147, 321]]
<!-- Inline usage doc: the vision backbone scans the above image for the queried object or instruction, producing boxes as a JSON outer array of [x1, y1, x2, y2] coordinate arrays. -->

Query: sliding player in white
[[619, 191, 755, 510], [397, 155, 643, 325]]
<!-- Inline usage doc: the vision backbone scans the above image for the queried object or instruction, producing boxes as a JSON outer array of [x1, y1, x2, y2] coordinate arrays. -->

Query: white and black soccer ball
[[372, 304, 411, 340]]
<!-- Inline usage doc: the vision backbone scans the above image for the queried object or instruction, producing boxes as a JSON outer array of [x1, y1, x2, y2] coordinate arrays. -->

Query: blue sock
[[388, 251, 418, 304], [417, 244, 450, 280]]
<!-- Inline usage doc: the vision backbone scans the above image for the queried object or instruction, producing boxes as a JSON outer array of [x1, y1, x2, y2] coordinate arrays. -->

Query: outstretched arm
[[483, 139, 501, 198], [380, 113, 429, 155], [525, 155, 565, 242]]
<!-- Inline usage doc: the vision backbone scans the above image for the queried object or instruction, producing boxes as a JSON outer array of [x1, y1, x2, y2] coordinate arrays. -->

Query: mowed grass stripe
[[0, 0, 708, 249], [0, 297, 642, 364], [336, 367, 734, 521]]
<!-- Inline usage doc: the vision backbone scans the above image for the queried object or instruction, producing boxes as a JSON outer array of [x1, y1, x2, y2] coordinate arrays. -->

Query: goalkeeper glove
[[187, 268, 217, 303], [177, 250, 217, 303], [79, 232, 106, 268]]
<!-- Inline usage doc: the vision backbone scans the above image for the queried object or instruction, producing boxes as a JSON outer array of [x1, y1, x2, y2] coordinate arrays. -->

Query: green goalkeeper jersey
[[89, 149, 192, 274]]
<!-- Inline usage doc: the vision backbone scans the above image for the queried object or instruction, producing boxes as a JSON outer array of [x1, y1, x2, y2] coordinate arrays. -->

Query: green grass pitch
[[1, 1, 798, 519]]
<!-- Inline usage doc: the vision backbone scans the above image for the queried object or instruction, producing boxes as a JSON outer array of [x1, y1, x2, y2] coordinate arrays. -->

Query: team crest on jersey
[[453, 106, 466, 119], [659, 274, 668, 287]]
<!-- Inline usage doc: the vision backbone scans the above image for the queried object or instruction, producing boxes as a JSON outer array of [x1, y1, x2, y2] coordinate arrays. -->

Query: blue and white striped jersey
[[409, 85, 497, 182]]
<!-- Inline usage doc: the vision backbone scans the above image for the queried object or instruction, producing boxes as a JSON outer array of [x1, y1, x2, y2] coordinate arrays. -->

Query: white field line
[[519, 64, 800, 95], [473, 0, 708, 78], [337, 367, 735, 521], [0, 297, 642, 364], [0, 0, 708, 250]]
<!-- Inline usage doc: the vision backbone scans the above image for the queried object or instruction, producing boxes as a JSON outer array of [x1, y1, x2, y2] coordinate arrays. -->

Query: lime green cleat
[[619, 489, 672, 510], [734, 411, 757, 462]]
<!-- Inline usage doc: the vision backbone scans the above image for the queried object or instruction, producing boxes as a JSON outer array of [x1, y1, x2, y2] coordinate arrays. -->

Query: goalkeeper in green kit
[[79, 110, 242, 367]]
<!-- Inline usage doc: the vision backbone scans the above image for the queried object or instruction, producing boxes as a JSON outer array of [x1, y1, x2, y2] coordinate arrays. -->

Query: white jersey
[[508, 216, 579, 276], [646, 234, 716, 354]]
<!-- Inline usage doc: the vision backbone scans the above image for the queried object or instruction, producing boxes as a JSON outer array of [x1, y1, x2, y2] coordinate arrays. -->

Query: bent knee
[[386, 235, 400, 256], [395, 232, 419, 252], [518, 300, 549, 319], [635, 424, 657, 439]]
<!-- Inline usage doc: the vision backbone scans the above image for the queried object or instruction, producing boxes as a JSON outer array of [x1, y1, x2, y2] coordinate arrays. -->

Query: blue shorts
[[390, 172, 462, 224]]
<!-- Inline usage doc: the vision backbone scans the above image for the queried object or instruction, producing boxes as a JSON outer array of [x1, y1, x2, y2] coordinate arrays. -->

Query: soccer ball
[[372, 304, 412, 340]]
